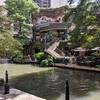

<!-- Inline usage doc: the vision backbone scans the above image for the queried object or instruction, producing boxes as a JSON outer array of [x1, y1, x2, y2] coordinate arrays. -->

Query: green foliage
[[40, 58, 54, 67], [0, 5, 23, 59], [63, 8, 75, 22], [0, 30, 23, 58], [90, 52, 100, 57], [35, 52, 45, 62], [85, 15, 96, 26], [12, 51, 23, 63], [6, 0, 39, 33], [35, 52, 54, 67], [82, 34, 94, 48], [15, 33, 31, 45], [40, 59, 49, 67], [0, 6, 11, 30], [83, 28, 100, 48], [63, 0, 99, 49], [48, 58, 54, 66]]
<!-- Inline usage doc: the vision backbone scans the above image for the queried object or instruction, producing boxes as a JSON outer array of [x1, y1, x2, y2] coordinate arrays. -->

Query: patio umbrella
[[73, 47, 86, 52], [91, 47, 100, 51]]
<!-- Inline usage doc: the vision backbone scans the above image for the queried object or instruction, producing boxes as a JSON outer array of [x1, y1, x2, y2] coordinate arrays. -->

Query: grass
[[0, 64, 54, 78]]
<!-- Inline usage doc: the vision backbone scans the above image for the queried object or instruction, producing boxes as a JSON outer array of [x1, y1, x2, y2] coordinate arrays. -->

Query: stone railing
[[34, 22, 68, 32]]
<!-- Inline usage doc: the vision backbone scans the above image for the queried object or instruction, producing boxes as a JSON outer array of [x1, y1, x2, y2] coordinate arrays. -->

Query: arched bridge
[[33, 22, 68, 32]]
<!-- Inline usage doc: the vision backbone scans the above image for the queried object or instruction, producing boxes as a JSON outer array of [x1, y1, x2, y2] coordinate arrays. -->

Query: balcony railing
[[34, 22, 68, 32]]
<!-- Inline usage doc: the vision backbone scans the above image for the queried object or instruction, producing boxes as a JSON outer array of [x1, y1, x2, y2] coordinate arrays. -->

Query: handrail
[[34, 22, 68, 32]]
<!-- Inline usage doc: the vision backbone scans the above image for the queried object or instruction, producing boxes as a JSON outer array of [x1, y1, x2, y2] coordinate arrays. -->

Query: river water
[[11, 68, 100, 100]]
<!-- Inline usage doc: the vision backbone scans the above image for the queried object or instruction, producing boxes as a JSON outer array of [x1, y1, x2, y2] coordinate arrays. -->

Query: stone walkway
[[55, 63, 100, 73], [0, 88, 46, 100]]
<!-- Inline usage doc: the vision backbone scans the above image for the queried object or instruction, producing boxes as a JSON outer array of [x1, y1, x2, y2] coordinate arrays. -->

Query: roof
[[33, 5, 69, 18], [73, 47, 86, 51]]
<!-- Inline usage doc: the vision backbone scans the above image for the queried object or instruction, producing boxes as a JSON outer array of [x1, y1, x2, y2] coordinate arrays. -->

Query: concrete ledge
[[55, 63, 100, 73], [0, 88, 46, 100]]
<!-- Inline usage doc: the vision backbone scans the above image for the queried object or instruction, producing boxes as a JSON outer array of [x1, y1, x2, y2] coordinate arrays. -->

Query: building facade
[[51, 0, 68, 8], [34, 0, 51, 8], [34, 0, 68, 8]]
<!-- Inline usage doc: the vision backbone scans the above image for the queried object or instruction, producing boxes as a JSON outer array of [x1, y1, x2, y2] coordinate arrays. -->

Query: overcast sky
[[0, 0, 80, 5], [0, 0, 6, 5]]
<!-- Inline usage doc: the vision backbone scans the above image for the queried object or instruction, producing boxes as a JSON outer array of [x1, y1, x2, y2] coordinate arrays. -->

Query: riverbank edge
[[0, 88, 46, 100], [54, 63, 100, 73], [0, 64, 54, 78]]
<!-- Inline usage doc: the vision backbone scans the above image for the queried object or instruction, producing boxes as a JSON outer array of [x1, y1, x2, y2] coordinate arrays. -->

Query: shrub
[[35, 52, 54, 67], [35, 52, 45, 63], [40, 58, 54, 67], [40, 59, 49, 67], [90, 52, 100, 57], [48, 58, 54, 66]]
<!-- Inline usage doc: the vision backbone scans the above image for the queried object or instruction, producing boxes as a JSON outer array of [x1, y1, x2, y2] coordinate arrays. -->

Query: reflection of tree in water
[[10, 68, 100, 100], [67, 70, 100, 97], [10, 70, 64, 100]]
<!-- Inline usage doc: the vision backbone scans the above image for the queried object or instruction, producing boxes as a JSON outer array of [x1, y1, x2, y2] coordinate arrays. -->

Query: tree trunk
[[18, 21, 22, 34]]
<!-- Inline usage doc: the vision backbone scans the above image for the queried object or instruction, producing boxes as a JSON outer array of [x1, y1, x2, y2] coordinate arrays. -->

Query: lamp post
[[4, 70, 9, 94], [65, 80, 69, 100]]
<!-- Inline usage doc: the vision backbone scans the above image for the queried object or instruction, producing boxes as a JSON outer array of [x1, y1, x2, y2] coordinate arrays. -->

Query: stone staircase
[[46, 41, 65, 59]]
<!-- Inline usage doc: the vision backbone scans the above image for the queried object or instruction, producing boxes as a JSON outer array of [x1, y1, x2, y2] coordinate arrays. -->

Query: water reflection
[[10, 68, 100, 100]]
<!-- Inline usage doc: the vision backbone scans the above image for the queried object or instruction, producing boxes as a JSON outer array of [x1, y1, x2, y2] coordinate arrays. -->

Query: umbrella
[[92, 47, 100, 51], [73, 47, 86, 52]]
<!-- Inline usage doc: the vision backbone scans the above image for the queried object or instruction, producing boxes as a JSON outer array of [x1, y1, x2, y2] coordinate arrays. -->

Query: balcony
[[34, 22, 68, 32]]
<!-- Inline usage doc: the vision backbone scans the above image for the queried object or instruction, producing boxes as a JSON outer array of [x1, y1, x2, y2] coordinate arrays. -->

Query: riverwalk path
[[55, 63, 100, 73], [0, 88, 46, 100]]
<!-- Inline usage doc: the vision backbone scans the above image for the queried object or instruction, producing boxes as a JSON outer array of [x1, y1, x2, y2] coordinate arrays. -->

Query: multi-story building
[[51, 0, 68, 8], [34, 0, 68, 8], [34, 0, 51, 8], [32, 0, 70, 25]]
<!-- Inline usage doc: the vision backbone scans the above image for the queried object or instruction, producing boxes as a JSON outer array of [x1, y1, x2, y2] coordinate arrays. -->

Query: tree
[[68, 0, 74, 5], [6, 0, 39, 34], [0, 30, 23, 58], [0, 6, 23, 58], [0, 6, 11, 30], [63, 0, 99, 48]]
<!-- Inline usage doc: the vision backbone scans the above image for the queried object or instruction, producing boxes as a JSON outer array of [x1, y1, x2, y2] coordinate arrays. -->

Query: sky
[[0, 0, 97, 6], [0, 0, 80, 6], [71, 0, 80, 7], [0, 0, 6, 5]]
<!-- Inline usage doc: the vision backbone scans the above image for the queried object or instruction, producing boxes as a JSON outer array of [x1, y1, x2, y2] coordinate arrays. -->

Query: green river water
[[0, 64, 100, 100]]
